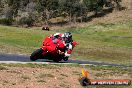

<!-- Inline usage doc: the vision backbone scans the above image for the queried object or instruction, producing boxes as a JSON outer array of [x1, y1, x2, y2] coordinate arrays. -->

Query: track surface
[[0, 53, 132, 68]]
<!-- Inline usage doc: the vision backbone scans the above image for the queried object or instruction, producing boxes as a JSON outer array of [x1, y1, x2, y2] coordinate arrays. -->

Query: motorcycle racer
[[61, 32, 76, 60], [30, 32, 77, 62]]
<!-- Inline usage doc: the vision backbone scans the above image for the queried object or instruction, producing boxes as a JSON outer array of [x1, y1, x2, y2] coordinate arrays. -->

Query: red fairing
[[57, 41, 65, 49], [43, 37, 52, 46], [42, 36, 65, 52]]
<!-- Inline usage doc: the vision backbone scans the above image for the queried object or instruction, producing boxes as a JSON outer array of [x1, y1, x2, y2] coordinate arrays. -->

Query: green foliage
[[6, 0, 21, 17], [0, 18, 14, 25], [62, 0, 81, 15], [60, 0, 87, 23], [19, 17, 35, 27], [36, 0, 60, 23], [36, 0, 46, 12], [0, 0, 123, 26], [84, 0, 97, 11], [84, 0, 106, 13], [0, 65, 8, 70]]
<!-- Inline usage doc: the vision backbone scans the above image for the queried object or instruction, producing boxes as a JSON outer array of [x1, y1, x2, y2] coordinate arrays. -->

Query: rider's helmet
[[62, 32, 73, 43]]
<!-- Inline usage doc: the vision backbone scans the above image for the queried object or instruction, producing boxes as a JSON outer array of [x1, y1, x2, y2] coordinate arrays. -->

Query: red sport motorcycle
[[30, 36, 77, 62]]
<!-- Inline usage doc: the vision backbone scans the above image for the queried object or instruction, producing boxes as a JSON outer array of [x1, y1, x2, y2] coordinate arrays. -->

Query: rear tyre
[[30, 49, 43, 61]]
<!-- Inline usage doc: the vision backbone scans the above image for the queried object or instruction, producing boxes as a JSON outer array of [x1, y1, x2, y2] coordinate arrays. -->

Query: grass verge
[[0, 21, 132, 65]]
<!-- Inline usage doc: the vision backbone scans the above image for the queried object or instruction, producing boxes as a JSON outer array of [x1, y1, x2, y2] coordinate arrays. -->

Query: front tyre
[[63, 56, 69, 61], [30, 49, 43, 61]]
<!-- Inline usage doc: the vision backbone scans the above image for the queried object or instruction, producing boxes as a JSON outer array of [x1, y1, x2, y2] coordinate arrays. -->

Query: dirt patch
[[0, 65, 131, 88]]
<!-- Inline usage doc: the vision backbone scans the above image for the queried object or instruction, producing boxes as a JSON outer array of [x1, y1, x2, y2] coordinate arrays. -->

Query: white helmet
[[62, 32, 72, 43]]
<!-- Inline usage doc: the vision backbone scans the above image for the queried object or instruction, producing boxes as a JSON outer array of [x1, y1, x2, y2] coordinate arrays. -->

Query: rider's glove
[[65, 49, 72, 57]]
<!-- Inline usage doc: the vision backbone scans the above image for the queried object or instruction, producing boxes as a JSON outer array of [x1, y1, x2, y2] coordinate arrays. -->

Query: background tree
[[0, 0, 4, 16], [37, 0, 59, 25], [0, 0, 123, 26], [6, 0, 21, 18]]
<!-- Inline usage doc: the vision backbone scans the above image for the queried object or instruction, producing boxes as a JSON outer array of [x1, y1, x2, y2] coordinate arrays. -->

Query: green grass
[[58, 22, 132, 65], [0, 21, 132, 65], [0, 26, 56, 54], [0, 63, 59, 69], [0, 65, 8, 70]]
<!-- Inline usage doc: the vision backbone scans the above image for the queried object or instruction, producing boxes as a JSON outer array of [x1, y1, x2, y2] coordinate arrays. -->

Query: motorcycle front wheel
[[30, 48, 43, 61]]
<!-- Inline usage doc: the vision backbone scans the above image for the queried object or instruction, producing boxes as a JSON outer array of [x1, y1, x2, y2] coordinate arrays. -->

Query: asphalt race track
[[0, 53, 132, 69]]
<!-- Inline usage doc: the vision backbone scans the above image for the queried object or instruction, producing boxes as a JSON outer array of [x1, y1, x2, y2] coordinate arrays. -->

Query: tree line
[[0, 0, 122, 26]]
